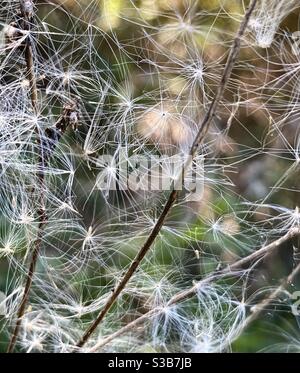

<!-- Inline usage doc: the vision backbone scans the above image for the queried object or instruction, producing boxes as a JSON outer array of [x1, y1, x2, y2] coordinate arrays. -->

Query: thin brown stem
[[242, 261, 300, 330], [7, 1, 78, 352], [90, 227, 300, 352], [75, 0, 258, 349], [7, 102, 78, 353], [7, 0, 41, 353], [221, 256, 300, 350], [7, 214, 46, 353]]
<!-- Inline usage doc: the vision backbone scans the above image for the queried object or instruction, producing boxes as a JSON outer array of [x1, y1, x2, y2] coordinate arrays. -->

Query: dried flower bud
[[3, 23, 22, 45], [69, 111, 79, 129], [20, 0, 34, 19], [63, 102, 79, 130]]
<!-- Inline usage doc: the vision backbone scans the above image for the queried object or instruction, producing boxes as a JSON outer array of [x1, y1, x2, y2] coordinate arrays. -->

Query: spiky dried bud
[[64, 103, 79, 130], [20, 0, 34, 20], [3, 22, 22, 45], [43, 102, 79, 162]]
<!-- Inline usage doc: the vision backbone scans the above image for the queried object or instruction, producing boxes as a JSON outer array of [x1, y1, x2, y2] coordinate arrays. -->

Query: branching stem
[[7, 0, 41, 353], [7, 1, 78, 352], [90, 227, 300, 352], [76, 0, 258, 348]]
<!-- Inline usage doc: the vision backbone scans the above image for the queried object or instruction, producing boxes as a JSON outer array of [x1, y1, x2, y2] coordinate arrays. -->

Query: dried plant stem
[[76, 0, 258, 349], [90, 227, 300, 352], [242, 261, 300, 330], [7, 1, 78, 353], [7, 107, 77, 353], [7, 0, 42, 353]]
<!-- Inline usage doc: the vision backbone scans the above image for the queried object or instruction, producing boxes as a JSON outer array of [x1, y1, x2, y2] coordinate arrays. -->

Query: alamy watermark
[[95, 148, 205, 202]]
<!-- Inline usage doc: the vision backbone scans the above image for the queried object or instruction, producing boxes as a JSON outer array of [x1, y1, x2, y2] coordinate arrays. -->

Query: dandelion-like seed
[[249, 0, 299, 48], [2, 0, 300, 355]]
